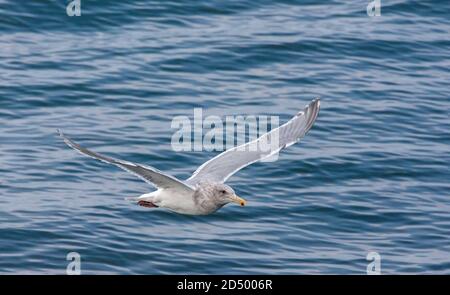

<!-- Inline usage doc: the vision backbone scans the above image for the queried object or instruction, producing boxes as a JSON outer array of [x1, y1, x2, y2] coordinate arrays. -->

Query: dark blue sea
[[0, 1, 449, 274]]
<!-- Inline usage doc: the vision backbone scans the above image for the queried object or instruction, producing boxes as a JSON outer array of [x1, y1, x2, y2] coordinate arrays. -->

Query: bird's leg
[[137, 200, 159, 208]]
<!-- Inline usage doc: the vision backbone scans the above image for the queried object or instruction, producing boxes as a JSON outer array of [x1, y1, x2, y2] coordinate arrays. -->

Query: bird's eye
[[220, 190, 226, 194]]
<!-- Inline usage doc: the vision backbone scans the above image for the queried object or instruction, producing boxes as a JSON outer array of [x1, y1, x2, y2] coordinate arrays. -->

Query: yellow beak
[[231, 195, 247, 206]]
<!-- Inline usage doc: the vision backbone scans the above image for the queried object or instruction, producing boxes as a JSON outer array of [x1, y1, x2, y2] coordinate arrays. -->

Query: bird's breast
[[155, 188, 204, 215]]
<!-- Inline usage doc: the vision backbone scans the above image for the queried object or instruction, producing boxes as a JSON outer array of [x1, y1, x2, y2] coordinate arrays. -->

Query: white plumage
[[59, 98, 320, 215]]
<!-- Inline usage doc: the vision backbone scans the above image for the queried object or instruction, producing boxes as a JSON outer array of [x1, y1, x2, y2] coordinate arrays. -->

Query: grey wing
[[186, 98, 320, 185], [58, 130, 193, 191]]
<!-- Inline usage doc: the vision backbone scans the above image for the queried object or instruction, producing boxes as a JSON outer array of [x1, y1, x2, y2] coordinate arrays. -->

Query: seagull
[[58, 98, 320, 215]]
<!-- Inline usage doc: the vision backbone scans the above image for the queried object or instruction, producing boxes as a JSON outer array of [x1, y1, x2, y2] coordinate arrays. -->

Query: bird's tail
[[125, 192, 156, 202]]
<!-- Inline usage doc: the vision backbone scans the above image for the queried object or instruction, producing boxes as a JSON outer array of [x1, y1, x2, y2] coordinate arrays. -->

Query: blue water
[[0, 0, 449, 274]]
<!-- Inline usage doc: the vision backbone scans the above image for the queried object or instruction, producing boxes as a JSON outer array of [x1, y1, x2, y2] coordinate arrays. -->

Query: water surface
[[0, 0, 449, 274]]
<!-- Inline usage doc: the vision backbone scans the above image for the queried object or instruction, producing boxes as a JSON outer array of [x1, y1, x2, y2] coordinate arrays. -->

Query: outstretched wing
[[186, 98, 320, 185], [58, 130, 193, 191]]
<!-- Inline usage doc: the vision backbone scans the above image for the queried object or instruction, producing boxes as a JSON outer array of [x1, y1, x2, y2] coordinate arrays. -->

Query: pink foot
[[138, 200, 159, 208]]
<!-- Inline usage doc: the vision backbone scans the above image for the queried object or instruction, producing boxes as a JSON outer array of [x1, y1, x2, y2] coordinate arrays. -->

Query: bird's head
[[195, 182, 246, 207], [211, 183, 246, 207]]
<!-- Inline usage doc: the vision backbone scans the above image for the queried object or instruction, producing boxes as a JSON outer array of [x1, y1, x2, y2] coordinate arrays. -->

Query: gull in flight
[[58, 98, 320, 215]]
